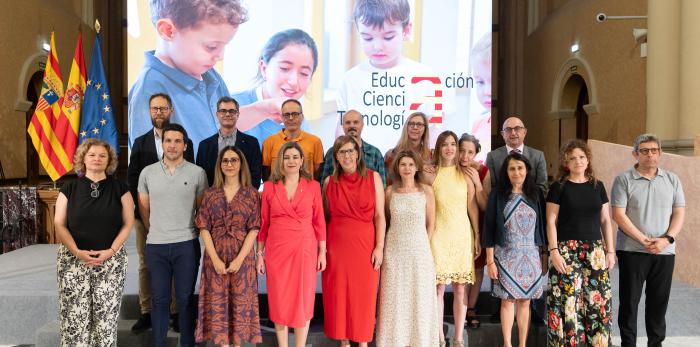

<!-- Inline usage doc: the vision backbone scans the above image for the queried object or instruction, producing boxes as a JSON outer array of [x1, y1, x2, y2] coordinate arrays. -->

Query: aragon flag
[[27, 32, 68, 181]]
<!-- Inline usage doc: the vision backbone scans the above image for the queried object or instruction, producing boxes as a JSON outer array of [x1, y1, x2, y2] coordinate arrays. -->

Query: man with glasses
[[261, 99, 324, 180], [611, 133, 685, 347], [127, 93, 194, 332], [485, 116, 547, 192], [319, 109, 386, 186], [196, 96, 262, 188]]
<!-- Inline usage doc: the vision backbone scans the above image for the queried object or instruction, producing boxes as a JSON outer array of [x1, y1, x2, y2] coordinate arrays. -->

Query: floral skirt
[[546, 239, 612, 347]]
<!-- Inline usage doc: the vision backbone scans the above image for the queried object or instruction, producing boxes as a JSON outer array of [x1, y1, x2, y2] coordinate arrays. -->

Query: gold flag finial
[[95, 19, 101, 34]]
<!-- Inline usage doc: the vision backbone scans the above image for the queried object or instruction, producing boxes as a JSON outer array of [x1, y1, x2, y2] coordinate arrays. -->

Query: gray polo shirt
[[611, 166, 685, 255], [138, 160, 208, 244]]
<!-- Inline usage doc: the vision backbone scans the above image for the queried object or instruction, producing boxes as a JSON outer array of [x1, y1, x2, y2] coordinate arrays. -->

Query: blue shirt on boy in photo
[[128, 51, 230, 154]]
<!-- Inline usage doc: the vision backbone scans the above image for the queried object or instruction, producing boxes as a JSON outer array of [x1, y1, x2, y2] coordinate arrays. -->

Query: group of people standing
[[53, 92, 685, 347]]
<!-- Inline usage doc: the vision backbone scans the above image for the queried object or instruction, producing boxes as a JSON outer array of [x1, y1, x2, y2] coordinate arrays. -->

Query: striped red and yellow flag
[[57, 32, 87, 172], [27, 32, 68, 181]]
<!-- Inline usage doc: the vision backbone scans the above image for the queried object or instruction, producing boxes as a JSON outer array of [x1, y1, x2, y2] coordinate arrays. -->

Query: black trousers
[[617, 251, 675, 347]]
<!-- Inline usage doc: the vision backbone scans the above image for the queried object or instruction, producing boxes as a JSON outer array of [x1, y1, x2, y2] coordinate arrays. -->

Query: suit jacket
[[485, 145, 548, 193], [127, 129, 195, 219], [196, 130, 262, 189]]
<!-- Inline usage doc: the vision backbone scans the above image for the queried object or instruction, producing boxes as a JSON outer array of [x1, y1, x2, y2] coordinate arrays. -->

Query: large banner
[[128, 0, 492, 160]]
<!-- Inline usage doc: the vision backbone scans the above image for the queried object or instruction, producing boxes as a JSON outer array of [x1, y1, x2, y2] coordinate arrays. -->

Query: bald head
[[501, 116, 527, 148], [342, 110, 364, 142]]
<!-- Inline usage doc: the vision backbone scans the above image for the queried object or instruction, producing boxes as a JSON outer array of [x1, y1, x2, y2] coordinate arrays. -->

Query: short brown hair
[[73, 139, 118, 175], [331, 135, 367, 182], [212, 146, 252, 189], [150, 0, 248, 29], [353, 0, 410, 28], [269, 142, 312, 183]]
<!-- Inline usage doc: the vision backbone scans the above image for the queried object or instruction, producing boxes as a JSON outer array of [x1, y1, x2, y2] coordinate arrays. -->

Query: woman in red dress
[[257, 141, 327, 347], [195, 146, 262, 346], [322, 135, 386, 347]]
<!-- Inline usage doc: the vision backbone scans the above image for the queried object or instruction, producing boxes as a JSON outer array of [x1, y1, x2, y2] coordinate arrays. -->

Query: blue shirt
[[128, 51, 230, 154], [232, 87, 310, 149]]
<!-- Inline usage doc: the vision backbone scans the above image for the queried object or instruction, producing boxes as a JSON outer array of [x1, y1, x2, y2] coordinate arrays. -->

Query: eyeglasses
[[221, 158, 241, 166], [501, 126, 525, 134], [637, 148, 660, 155], [282, 112, 302, 119], [407, 121, 426, 128], [90, 182, 100, 198], [217, 108, 239, 116], [337, 148, 357, 157], [150, 106, 170, 113]]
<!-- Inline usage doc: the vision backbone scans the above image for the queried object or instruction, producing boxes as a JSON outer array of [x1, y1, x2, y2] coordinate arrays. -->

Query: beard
[[151, 117, 170, 130]]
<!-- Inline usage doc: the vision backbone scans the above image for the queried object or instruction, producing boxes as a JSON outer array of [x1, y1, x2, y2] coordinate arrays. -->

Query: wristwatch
[[663, 234, 675, 244]]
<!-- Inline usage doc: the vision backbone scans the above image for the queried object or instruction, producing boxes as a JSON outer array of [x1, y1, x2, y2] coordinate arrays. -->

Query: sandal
[[466, 308, 481, 329]]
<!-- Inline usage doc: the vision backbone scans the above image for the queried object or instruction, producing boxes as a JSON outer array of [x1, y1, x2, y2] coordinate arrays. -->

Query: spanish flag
[[58, 32, 87, 173], [27, 32, 68, 181]]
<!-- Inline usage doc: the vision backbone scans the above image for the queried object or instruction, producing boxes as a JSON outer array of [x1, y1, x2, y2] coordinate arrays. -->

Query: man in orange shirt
[[261, 99, 324, 180]]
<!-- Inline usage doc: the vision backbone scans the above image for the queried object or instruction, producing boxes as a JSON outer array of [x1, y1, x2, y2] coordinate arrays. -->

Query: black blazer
[[127, 129, 195, 219], [195, 131, 262, 189]]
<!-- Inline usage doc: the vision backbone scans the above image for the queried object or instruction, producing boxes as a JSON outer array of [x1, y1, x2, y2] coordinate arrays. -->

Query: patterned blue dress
[[492, 193, 544, 299]]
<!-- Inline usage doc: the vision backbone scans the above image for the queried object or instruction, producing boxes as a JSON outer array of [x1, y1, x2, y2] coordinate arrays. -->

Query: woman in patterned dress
[[376, 150, 439, 347], [483, 153, 547, 347], [426, 131, 480, 347], [546, 139, 615, 346], [195, 146, 262, 346]]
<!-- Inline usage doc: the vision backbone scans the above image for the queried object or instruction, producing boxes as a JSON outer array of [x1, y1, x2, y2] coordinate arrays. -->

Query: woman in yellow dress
[[426, 130, 481, 347]]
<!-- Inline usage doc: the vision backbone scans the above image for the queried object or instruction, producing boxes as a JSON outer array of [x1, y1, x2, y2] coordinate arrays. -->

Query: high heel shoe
[[453, 340, 464, 347]]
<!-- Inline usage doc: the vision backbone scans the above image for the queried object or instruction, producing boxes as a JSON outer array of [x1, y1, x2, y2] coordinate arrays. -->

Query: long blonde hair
[[392, 112, 431, 161], [212, 146, 252, 189], [269, 142, 312, 183]]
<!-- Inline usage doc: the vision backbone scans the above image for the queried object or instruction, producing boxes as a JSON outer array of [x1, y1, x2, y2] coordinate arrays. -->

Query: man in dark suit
[[486, 116, 548, 192], [196, 96, 262, 188], [127, 93, 193, 332]]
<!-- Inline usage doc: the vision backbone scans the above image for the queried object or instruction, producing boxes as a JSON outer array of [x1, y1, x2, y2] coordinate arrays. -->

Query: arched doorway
[[26, 71, 43, 183], [550, 57, 598, 149], [557, 74, 589, 148]]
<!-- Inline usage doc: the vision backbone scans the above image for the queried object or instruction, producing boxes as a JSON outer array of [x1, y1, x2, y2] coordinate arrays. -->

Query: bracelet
[[109, 247, 117, 254], [486, 261, 495, 266], [256, 251, 264, 258], [549, 247, 558, 252]]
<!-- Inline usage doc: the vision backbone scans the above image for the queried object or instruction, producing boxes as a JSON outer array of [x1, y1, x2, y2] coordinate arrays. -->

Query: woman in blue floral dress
[[483, 153, 546, 347]]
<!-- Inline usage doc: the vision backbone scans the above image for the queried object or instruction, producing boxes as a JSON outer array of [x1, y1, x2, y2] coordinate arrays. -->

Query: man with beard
[[127, 93, 194, 332], [320, 109, 386, 186]]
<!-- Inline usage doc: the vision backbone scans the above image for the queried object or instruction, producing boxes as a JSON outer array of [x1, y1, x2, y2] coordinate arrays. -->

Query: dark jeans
[[146, 239, 201, 347], [617, 251, 675, 347]]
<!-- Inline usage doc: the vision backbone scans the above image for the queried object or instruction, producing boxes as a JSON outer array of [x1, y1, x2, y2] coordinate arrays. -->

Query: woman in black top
[[54, 139, 134, 346], [545, 139, 615, 347]]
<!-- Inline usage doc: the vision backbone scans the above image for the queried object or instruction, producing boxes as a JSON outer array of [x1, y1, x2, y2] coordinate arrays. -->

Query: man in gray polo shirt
[[138, 123, 207, 347], [611, 133, 685, 347]]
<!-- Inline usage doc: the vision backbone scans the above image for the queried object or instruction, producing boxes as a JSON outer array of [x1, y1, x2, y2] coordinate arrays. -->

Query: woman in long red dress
[[195, 146, 262, 346], [256, 141, 327, 347], [322, 135, 386, 347]]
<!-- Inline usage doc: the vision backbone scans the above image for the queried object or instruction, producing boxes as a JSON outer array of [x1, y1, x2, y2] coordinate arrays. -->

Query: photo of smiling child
[[128, 0, 248, 154], [470, 33, 492, 163], [337, 0, 437, 153]]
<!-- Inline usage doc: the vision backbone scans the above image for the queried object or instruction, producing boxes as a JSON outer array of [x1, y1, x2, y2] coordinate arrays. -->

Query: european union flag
[[79, 33, 118, 153]]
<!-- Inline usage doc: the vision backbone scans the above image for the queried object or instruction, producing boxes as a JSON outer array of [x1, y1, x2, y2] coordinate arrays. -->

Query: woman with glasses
[[257, 141, 326, 347], [321, 135, 386, 347], [54, 139, 134, 346], [194, 146, 262, 346], [384, 112, 434, 185], [546, 139, 615, 347]]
